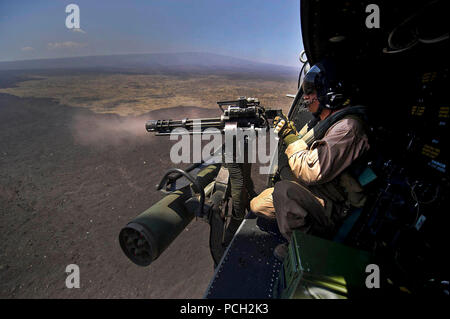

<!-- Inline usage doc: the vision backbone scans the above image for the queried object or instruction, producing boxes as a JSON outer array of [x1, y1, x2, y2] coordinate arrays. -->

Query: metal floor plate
[[204, 216, 285, 299]]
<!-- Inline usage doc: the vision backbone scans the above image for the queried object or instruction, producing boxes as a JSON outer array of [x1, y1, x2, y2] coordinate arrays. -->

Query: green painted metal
[[275, 231, 372, 299], [120, 164, 220, 265]]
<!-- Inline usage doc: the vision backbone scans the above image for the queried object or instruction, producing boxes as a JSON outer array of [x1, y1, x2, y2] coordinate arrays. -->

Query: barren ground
[[0, 70, 296, 116], [0, 69, 295, 298]]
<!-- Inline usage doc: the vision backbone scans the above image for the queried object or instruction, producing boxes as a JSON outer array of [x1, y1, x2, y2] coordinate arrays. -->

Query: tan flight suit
[[250, 113, 370, 240]]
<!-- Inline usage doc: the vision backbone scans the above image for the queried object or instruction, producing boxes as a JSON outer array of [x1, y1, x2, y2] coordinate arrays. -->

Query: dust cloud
[[71, 113, 150, 148], [70, 106, 222, 149]]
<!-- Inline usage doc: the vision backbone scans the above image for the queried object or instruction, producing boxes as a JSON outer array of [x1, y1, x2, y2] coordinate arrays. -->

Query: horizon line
[[0, 51, 301, 69]]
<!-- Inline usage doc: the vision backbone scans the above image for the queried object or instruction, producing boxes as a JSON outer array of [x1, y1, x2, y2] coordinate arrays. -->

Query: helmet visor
[[302, 64, 323, 95]]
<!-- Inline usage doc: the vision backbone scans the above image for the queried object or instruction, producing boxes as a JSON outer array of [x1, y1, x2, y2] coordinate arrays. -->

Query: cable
[[383, 0, 448, 54], [417, 33, 449, 44], [406, 178, 420, 227]]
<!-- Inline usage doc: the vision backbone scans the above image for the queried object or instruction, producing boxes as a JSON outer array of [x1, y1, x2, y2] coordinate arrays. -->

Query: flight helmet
[[302, 60, 347, 111]]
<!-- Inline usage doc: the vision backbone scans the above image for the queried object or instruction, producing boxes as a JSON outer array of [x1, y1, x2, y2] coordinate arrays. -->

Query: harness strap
[[300, 105, 368, 147]]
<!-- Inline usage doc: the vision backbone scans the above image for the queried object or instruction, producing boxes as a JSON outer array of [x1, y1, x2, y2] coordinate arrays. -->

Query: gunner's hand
[[273, 115, 298, 138]]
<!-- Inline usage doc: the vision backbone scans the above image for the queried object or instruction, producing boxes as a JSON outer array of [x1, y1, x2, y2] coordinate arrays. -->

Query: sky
[[0, 0, 304, 67]]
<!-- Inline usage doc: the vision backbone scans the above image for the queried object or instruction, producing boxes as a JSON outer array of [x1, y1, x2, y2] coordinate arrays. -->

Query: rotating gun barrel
[[145, 97, 281, 135], [146, 117, 224, 135]]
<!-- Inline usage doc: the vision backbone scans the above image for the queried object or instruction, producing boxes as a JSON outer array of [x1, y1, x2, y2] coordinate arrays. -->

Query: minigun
[[119, 97, 281, 267], [145, 96, 282, 135]]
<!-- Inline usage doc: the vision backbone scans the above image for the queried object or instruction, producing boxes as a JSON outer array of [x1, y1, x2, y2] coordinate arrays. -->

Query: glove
[[273, 114, 300, 146], [273, 115, 298, 138]]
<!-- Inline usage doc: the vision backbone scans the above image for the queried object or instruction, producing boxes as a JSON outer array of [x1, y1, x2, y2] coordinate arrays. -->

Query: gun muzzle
[[119, 189, 192, 266], [145, 120, 159, 132], [119, 164, 220, 266]]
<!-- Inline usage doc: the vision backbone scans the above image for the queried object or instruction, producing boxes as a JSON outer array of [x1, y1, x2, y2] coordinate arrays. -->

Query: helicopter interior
[[284, 0, 449, 296], [205, 0, 448, 298]]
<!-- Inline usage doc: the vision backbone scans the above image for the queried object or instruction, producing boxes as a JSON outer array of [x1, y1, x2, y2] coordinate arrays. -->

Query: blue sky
[[0, 0, 303, 67]]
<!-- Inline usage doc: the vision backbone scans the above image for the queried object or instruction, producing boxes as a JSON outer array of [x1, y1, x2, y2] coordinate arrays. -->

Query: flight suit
[[250, 114, 369, 240]]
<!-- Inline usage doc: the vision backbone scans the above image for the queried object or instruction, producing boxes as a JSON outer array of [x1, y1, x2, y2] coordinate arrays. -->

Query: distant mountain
[[0, 52, 298, 74]]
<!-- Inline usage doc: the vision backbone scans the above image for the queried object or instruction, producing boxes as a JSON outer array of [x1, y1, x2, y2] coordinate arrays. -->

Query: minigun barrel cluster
[[145, 96, 281, 135]]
